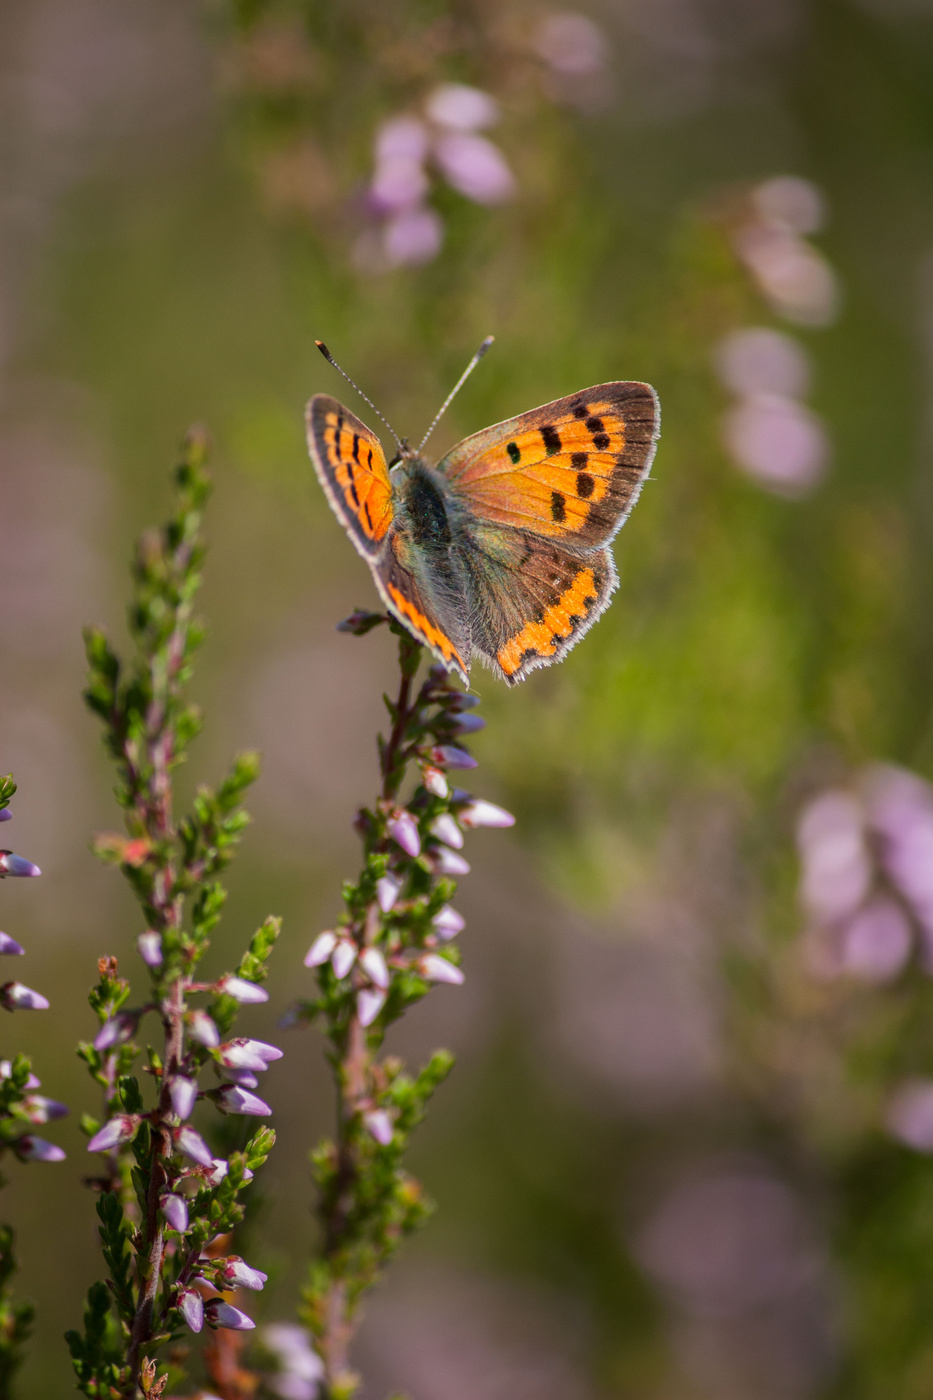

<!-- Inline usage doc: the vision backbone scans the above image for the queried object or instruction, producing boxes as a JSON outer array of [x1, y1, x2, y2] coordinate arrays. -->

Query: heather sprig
[[296, 614, 514, 1399], [68, 436, 280, 1399]]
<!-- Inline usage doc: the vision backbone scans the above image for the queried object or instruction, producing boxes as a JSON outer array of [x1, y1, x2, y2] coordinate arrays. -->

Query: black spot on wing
[[593, 433, 610, 451], [507, 441, 521, 464], [542, 425, 562, 456], [576, 472, 595, 499], [571, 451, 588, 470], [586, 416, 604, 434], [551, 491, 566, 523], [572, 402, 588, 419]]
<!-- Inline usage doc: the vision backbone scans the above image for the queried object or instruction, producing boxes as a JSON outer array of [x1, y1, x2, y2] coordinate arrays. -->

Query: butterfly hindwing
[[373, 528, 472, 687], [306, 394, 394, 559], [438, 381, 659, 552]]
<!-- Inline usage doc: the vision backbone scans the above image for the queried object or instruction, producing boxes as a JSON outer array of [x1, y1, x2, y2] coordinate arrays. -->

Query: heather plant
[[67, 435, 280, 1399]]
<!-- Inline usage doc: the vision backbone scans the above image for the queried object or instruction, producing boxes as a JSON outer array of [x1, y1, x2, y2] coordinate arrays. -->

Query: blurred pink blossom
[[425, 83, 499, 131], [383, 206, 444, 267], [752, 176, 825, 236], [715, 327, 811, 399], [887, 1079, 933, 1151], [535, 12, 608, 76], [434, 133, 515, 205], [723, 393, 829, 496]]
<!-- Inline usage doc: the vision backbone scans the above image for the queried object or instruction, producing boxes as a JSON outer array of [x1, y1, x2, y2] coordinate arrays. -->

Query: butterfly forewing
[[438, 382, 659, 551], [306, 394, 394, 559]]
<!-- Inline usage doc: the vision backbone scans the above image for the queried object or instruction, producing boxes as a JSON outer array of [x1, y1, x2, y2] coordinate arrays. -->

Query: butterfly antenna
[[417, 335, 495, 452], [315, 340, 403, 450]]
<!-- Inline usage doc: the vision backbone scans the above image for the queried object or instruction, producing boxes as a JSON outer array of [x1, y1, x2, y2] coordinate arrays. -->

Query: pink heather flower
[[426, 82, 500, 132], [216, 1084, 272, 1116], [169, 1077, 199, 1122], [137, 931, 163, 967], [178, 1287, 204, 1333], [797, 791, 872, 924], [331, 939, 357, 979], [205, 1157, 229, 1186], [431, 744, 477, 770], [87, 1115, 139, 1153], [359, 948, 389, 990], [219, 1256, 268, 1291], [450, 712, 486, 735], [22, 1095, 68, 1124], [375, 114, 429, 164], [722, 394, 828, 498], [434, 133, 515, 205], [430, 815, 463, 850], [0, 1061, 40, 1089], [387, 810, 421, 857], [175, 1126, 214, 1167], [219, 1038, 283, 1072], [419, 954, 465, 985], [376, 875, 401, 913], [0, 811, 10, 822], [383, 206, 444, 267], [887, 1079, 933, 1152], [305, 931, 337, 967], [160, 1193, 189, 1232], [223, 1067, 259, 1089], [841, 898, 912, 983], [422, 766, 449, 798], [187, 1009, 220, 1048], [459, 799, 515, 828], [363, 1109, 394, 1145], [0, 933, 24, 956], [536, 12, 608, 77], [14, 1135, 65, 1163], [262, 1323, 324, 1394], [358, 988, 386, 1028], [205, 1299, 256, 1331], [371, 156, 429, 213], [0, 852, 40, 878], [430, 847, 470, 876], [216, 976, 269, 1004], [0, 982, 48, 1011], [432, 906, 465, 940], [93, 1010, 139, 1051]]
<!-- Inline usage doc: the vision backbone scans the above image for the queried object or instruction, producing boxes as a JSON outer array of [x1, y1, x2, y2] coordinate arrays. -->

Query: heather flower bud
[[87, 1115, 139, 1152], [432, 906, 465, 940], [0, 983, 49, 1011], [459, 799, 515, 828], [14, 1134, 65, 1163], [205, 1299, 256, 1331], [387, 809, 421, 857], [0, 810, 10, 822], [422, 766, 449, 798], [335, 609, 386, 635], [137, 931, 163, 967], [447, 692, 481, 711], [218, 1256, 268, 1290], [0, 852, 40, 878], [431, 745, 478, 770], [160, 1193, 189, 1232], [216, 1084, 272, 1116], [93, 1010, 139, 1051], [430, 815, 463, 850], [187, 1010, 220, 1048], [23, 1095, 68, 1124], [358, 988, 386, 1027], [169, 1077, 198, 1122], [219, 1038, 284, 1072], [175, 1126, 214, 1167], [331, 939, 357, 979], [430, 846, 470, 876], [359, 947, 389, 989], [450, 713, 486, 734], [178, 1287, 204, 1333], [0, 1061, 40, 1089], [363, 1109, 394, 1145], [205, 1157, 229, 1185], [376, 875, 401, 912], [305, 931, 337, 967], [216, 975, 269, 1004], [0, 933, 24, 956], [419, 954, 465, 985]]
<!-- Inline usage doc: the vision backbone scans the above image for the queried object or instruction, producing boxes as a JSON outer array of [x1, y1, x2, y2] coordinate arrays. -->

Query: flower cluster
[[297, 615, 514, 1398], [358, 83, 515, 270]]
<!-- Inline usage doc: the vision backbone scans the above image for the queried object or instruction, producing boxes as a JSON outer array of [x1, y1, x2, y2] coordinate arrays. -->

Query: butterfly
[[306, 345, 659, 686]]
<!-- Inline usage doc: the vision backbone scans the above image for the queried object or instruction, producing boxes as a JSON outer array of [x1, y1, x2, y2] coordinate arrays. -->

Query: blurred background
[[4, 0, 933, 1395]]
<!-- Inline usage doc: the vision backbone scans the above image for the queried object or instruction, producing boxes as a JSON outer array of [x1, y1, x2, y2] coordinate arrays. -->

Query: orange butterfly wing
[[438, 381, 659, 551], [306, 395, 394, 558]]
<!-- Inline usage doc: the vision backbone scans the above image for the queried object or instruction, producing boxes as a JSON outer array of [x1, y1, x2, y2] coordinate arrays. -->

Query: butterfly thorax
[[391, 457, 457, 560]]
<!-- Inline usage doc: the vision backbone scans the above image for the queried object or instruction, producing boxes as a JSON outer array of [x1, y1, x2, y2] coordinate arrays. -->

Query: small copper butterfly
[[306, 340, 660, 686]]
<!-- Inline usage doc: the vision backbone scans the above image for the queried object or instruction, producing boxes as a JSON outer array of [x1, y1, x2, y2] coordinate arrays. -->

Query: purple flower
[[376, 875, 401, 913], [840, 898, 912, 983], [331, 938, 357, 979], [218, 1255, 268, 1291], [459, 799, 515, 828], [205, 1299, 256, 1331], [223, 1067, 259, 1089], [418, 954, 465, 985], [363, 1109, 394, 1145], [304, 931, 337, 967], [432, 906, 465, 940], [175, 1126, 214, 1167], [359, 948, 389, 990], [422, 766, 449, 798], [22, 1095, 68, 1124], [382, 206, 444, 268], [205, 1157, 229, 1186], [262, 1323, 324, 1396], [450, 712, 486, 735], [137, 932, 163, 967], [160, 1193, 189, 1232], [94, 1010, 140, 1051], [375, 114, 429, 164], [216, 1084, 272, 1116], [0, 933, 24, 956], [87, 1115, 139, 1153], [216, 976, 269, 1004], [434, 133, 515, 205], [187, 1010, 220, 1048], [169, 1077, 199, 1122], [358, 988, 386, 1028], [426, 83, 499, 132], [0, 852, 40, 878], [887, 1079, 933, 1151], [219, 1038, 283, 1072], [177, 1287, 204, 1333], [797, 790, 869, 924], [14, 1135, 65, 1163], [430, 815, 463, 850], [0, 811, 10, 823], [0, 1061, 40, 1089], [430, 846, 470, 877], [431, 745, 478, 770], [0, 982, 49, 1011], [387, 810, 421, 858]]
